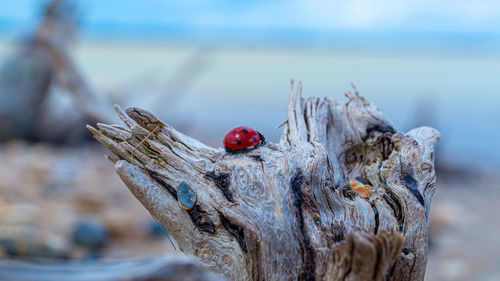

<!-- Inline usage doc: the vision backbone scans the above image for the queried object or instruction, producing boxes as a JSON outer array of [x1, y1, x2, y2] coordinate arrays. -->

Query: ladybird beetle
[[223, 126, 265, 153]]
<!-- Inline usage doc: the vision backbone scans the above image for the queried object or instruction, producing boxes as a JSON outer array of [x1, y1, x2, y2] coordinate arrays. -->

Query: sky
[[1, 0, 500, 31], [0, 0, 499, 166], [1, 0, 500, 48]]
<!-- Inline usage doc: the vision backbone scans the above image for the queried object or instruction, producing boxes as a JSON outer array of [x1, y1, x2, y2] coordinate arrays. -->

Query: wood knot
[[221, 254, 233, 266], [232, 167, 267, 200], [196, 243, 216, 264], [340, 183, 357, 200], [249, 181, 265, 196]]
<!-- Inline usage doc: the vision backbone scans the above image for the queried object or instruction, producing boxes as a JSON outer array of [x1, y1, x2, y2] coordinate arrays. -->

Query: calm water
[[1, 38, 499, 168]]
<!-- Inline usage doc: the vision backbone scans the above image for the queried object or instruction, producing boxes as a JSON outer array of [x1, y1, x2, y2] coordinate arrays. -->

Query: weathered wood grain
[[89, 81, 440, 281]]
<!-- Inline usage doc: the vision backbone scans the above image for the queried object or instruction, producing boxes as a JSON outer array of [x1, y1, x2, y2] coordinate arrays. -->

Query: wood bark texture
[[88, 81, 440, 281]]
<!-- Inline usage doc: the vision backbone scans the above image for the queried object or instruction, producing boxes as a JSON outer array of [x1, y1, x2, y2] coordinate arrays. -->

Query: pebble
[[71, 218, 108, 249], [0, 225, 69, 258]]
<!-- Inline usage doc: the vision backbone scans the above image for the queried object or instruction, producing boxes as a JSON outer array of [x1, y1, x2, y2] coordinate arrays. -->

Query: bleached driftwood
[[0, 254, 227, 281], [88, 82, 440, 281], [0, 0, 115, 143], [36, 23, 117, 124]]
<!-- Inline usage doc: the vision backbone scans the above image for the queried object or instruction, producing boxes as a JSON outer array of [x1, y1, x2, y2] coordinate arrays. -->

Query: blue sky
[[1, 0, 500, 48], [1, 1, 500, 165]]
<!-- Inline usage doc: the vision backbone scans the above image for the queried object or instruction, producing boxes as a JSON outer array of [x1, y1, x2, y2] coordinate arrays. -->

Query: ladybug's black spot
[[236, 140, 242, 145], [252, 137, 257, 142], [242, 128, 248, 133]]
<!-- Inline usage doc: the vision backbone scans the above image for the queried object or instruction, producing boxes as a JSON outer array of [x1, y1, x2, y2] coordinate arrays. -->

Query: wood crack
[[149, 171, 216, 234], [370, 201, 380, 235], [365, 124, 395, 136], [290, 171, 316, 281], [383, 191, 404, 233], [187, 205, 216, 234], [205, 171, 233, 203], [402, 169, 425, 207], [218, 212, 247, 252], [148, 171, 177, 197]]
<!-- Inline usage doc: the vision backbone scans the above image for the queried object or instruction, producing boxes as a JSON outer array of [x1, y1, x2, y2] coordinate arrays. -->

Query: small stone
[[177, 182, 196, 210], [0, 238, 17, 257], [71, 218, 108, 249], [44, 234, 70, 259]]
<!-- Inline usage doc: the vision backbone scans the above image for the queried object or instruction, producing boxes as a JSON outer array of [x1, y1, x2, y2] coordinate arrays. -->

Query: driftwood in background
[[36, 18, 117, 125], [0, 0, 210, 144], [0, 0, 113, 143], [88, 82, 440, 281], [0, 254, 227, 281]]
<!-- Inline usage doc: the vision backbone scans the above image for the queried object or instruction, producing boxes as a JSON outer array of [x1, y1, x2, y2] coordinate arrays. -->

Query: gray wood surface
[[89, 81, 440, 281]]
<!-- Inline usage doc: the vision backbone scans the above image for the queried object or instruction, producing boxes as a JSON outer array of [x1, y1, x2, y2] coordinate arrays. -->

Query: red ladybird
[[223, 126, 265, 153]]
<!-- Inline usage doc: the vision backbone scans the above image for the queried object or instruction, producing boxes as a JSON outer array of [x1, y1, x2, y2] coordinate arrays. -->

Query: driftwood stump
[[88, 82, 440, 281]]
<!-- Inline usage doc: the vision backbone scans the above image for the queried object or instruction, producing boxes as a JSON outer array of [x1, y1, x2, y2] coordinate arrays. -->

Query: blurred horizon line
[[1, 20, 500, 54]]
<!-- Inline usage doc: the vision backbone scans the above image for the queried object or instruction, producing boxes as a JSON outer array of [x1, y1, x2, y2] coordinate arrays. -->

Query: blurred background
[[0, 0, 499, 280]]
